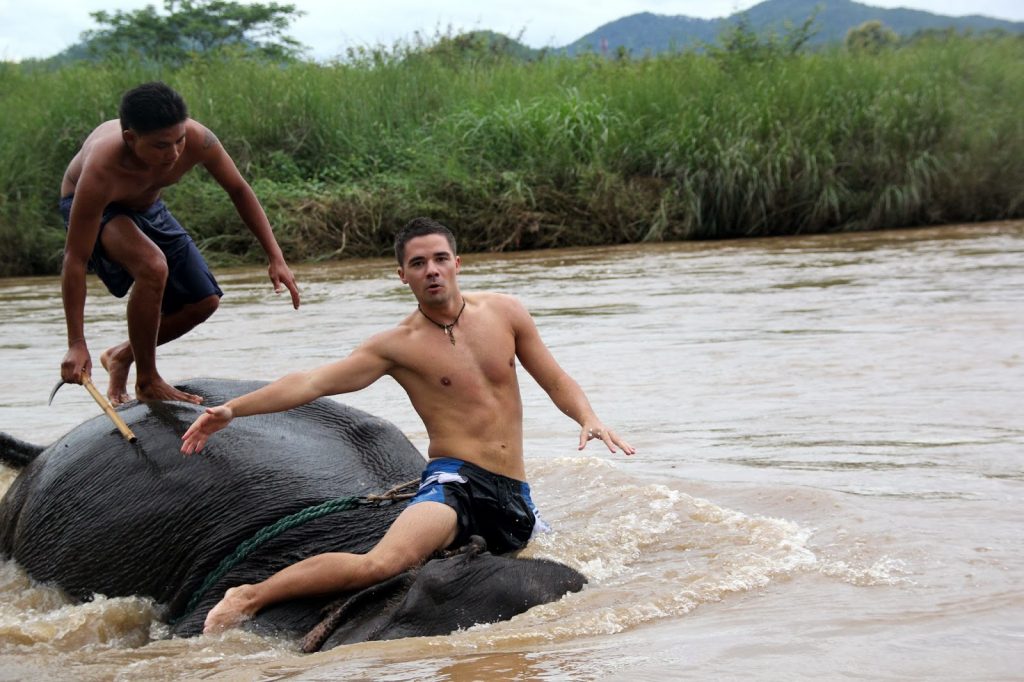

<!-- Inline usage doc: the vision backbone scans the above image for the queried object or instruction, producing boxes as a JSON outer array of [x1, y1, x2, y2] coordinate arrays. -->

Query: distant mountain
[[564, 0, 1024, 55], [564, 13, 721, 56], [19, 0, 1024, 67], [17, 42, 94, 70]]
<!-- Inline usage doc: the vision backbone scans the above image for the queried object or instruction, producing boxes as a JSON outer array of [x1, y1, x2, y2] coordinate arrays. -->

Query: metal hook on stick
[[49, 374, 138, 443]]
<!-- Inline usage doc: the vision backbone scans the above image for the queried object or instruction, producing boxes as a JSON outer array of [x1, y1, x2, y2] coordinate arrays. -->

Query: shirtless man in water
[[181, 217, 636, 634], [59, 81, 300, 405]]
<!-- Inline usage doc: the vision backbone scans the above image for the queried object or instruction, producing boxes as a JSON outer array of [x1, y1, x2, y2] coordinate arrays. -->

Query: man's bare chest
[[403, 334, 517, 392], [109, 164, 193, 205]]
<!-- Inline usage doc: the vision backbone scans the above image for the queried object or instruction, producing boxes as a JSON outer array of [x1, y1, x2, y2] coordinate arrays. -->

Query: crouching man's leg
[[100, 294, 219, 403], [203, 501, 458, 634], [98, 215, 218, 405]]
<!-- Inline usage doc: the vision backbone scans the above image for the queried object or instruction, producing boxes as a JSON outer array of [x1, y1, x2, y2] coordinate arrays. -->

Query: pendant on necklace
[[418, 299, 466, 348]]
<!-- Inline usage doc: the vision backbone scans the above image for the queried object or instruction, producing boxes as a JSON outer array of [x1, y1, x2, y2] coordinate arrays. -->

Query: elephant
[[0, 378, 586, 648]]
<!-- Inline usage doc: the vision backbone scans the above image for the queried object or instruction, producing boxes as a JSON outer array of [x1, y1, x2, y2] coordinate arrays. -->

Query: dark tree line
[[82, 0, 306, 63]]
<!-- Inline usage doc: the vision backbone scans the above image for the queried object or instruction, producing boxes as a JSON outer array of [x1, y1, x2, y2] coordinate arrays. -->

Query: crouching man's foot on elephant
[[181, 218, 636, 631]]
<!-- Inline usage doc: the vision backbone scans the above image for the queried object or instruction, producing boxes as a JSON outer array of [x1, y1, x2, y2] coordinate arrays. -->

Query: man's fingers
[[180, 435, 205, 455], [181, 418, 209, 454], [580, 425, 633, 455], [61, 357, 90, 385], [613, 435, 636, 456], [61, 369, 85, 385], [270, 271, 301, 309], [286, 279, 301, 309]]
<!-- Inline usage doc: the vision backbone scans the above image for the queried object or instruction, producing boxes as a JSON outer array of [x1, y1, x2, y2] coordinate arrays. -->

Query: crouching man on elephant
[[180, 216, 635, 634], [59, 81, 301, 406]]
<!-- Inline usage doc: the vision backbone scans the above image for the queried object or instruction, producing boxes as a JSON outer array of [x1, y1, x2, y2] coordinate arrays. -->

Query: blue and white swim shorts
[[408, 457, 549, 554]]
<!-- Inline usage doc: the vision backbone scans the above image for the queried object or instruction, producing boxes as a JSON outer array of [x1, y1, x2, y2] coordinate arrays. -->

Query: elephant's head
[[302, 535, 587, 651]]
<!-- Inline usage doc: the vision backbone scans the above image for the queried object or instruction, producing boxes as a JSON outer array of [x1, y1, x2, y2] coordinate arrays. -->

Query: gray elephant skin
[[0, 378, 586, 649]]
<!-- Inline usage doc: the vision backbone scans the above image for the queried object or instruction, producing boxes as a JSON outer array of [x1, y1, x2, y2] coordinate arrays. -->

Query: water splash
[[0, 561, 156, 652]]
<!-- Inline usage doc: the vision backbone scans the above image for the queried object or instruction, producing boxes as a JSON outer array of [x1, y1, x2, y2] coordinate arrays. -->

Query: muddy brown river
[[1, 222, 1021, 680]]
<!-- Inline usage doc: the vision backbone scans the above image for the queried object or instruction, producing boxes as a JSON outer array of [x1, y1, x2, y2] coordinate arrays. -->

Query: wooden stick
[[82, 374, 137, 443]]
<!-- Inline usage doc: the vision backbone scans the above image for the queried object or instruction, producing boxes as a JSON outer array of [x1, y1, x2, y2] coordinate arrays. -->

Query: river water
[[0, 222, 1021, 680]]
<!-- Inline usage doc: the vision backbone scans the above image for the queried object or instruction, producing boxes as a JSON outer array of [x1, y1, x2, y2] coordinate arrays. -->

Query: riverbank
[[1, 34, 1021, 277]]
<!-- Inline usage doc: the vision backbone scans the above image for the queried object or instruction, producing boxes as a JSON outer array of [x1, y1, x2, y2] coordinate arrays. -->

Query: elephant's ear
[[301, 570, 418, 653]]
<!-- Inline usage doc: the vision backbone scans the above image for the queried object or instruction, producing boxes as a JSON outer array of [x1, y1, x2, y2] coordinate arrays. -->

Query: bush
[[1, 34, 1022, 276]]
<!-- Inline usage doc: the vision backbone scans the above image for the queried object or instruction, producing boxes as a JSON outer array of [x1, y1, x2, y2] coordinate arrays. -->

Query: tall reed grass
[[1, 35, 1021, 276]]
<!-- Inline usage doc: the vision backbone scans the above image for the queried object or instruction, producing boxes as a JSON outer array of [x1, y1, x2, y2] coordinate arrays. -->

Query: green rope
[[174, 494, 364, 625], [171, 478, 419, 626]]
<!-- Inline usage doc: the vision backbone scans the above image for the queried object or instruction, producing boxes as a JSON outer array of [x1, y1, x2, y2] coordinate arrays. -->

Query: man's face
[[398, 234, 460, 303], [124, 123, 187, 169]]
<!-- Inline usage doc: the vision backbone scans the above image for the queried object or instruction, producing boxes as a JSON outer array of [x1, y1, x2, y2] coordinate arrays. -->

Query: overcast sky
[[1, 0, 1022, 61]]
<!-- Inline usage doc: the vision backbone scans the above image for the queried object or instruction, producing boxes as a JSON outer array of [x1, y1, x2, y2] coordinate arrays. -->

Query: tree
[[708, 11, 819, 66], [82, 0, 306, 63], [845, 20, 899, 54]]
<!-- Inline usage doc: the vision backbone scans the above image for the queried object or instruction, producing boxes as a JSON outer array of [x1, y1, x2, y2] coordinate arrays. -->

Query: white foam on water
[[818, 555, 913, 586], [417, 457, 825, 647], [0, 454, 912, 667], [0, 560, 156, 651]]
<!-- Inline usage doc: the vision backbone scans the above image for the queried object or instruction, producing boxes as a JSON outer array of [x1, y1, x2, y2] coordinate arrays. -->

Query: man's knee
[[363, 548, 419, 583], [189, 294, 220, 322], [132, 252, 169, 290]]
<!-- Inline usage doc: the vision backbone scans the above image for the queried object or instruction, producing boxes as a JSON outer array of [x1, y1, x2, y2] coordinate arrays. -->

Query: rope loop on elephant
[[364, 478, 420, 503], [173, 478, 420, 625]]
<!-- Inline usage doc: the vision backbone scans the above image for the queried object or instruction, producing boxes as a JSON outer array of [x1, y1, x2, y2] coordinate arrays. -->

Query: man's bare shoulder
[[184, 119, 222, 154], [65, 121, 127, 199], [362, 315, 417, 355], [470, 291, 531, 321], [470, 291, 523, 309], [82, 119, 122, 142], [76, 121, 127, 168]]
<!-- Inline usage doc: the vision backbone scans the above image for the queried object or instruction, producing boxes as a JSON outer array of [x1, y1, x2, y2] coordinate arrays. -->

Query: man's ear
[[122, 129, 137, 146], [454, 255, 461, 273], [397, 266, 407, 284]]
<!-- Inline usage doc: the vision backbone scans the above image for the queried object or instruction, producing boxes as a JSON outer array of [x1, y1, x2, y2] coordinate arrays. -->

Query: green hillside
[[566, 0, 1023, 55]]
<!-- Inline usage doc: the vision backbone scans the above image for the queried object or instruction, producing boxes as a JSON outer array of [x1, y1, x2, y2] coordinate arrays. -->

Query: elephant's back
[[180, 377, 426, 490], [0, 378, 425, 605]]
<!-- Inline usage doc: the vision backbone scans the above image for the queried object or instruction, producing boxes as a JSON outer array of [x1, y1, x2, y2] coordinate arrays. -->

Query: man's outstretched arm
[[510, 297, 636, 455], [181, 340, 393, 454]]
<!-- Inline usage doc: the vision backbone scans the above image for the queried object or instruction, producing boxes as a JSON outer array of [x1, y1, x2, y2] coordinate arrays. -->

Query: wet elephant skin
[[0, 378, 425, 635]]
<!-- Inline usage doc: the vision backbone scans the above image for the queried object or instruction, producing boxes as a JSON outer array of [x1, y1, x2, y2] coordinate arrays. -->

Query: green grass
[[1, 35, 1022, 276]]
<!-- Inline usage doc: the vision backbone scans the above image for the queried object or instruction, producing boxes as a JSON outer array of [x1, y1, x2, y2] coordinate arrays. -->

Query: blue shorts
[[60, 194, 223, 314], [409, 458, 549, 554]]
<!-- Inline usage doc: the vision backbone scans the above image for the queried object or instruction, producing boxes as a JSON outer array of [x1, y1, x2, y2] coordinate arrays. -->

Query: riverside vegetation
[[1, 33, 1021, 277]]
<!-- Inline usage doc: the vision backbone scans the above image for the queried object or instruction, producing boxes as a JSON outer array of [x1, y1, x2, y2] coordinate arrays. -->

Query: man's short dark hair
[[119, 82, 188, 134], [394, 217, 457, 265]]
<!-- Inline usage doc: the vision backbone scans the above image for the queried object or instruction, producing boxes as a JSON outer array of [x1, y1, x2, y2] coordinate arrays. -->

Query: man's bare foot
[[100, 344, 133, 406], [204, 585, 257, 634], [135, 376, 203, 404]]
